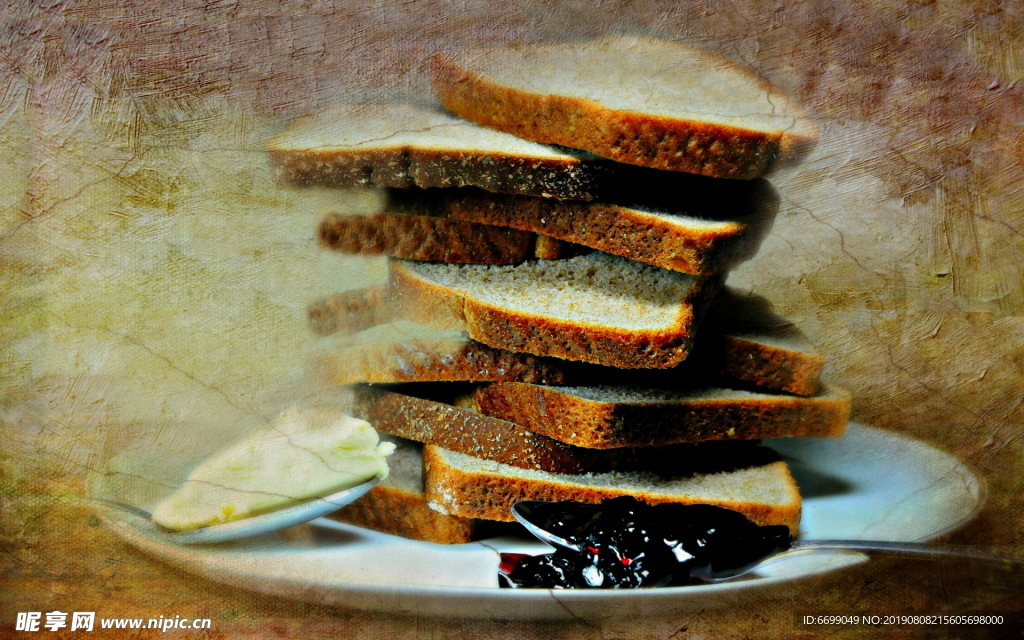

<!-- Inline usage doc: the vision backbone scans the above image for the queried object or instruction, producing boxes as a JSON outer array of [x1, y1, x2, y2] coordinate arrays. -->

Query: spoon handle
[[791, 539, 1016, 564], [88, 474, 382, 545], [92, 498, 154, 518]]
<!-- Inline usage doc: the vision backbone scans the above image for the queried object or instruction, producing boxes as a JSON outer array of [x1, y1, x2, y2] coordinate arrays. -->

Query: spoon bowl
[[510, 500, 583, 551], [94, 474, 382, 544]]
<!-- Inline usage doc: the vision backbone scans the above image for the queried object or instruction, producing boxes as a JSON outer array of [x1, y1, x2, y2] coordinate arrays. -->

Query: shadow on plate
[[783, 460, 855, 498]]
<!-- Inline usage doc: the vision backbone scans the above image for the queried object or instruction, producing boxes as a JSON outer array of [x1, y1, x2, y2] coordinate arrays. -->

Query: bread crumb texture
[[404, 252, 699, 330], [431, 35, 817, 177]]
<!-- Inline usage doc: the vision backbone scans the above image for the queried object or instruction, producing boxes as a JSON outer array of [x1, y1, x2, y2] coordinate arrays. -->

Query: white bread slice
[[268, 103, 616, 200], [388, 252, 719, 369], [471, 382, 851, 449], [431, 35, 817, 178], [423, 444, 802, 532], [313, 322, 824, 394], [328, 437, 506, 544], [384, 182, 777, 275], [311, 287, 825, 396], [699, 288, 824, 396]]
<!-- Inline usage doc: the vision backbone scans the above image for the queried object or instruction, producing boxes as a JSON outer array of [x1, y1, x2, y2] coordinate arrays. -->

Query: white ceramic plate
[[94, 423, 984, 620]]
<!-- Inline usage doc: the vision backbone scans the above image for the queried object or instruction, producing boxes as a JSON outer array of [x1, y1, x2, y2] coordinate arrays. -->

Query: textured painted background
[[1, 1, 1022, 638]]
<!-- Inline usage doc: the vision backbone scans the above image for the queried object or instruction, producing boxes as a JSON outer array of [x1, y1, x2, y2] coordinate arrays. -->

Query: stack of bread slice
[[267, 35, 850, 544]]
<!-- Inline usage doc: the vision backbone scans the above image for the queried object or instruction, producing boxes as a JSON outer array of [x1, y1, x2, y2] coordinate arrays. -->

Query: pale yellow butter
[[151, 407, 394, 531]]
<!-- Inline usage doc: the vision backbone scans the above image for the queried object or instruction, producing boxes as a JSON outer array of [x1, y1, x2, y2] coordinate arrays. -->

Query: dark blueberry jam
[[499, 497, 792, 589]]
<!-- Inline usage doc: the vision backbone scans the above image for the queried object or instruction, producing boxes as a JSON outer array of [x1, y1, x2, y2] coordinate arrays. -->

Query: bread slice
[[351, 383, 781, 474], [384, 181, 777, 275], [308, 285, 397, 337], [352, 384, 612, 473], [431, 35, 817, 178], [328, 437, 509, 543], [317, 211, 533, 265], [268, 103, 630, 200], [312, 320, 826, 395], [698, 289, 824, 396], [388, 252, 719, 369], [312, 286, 823, 395], [423, 444, 802, 532], [471, 382, 851, 449], [312, 319, 574, 384], [317, 211, 581, 265]]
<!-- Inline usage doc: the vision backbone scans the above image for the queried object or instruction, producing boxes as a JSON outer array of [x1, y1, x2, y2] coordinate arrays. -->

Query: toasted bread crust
[[423, 446, 802, 532], [317, 211, 582, 265], [388, 187, 772, 275], [532, 234, 588, 260], [432, 61, 776, 179], [351, 385, 613, 473], [460, 301, 695, 369], [352, 385, 786, 473], [269, 144, 609, 200], [716, 335, 825, 396], [318, 211, 535, 264], [310, 286, 825, 395], [316, 339, 572, 386], [308, 285, 395, 337], [312, 330, 826, 396], [267, 103, 742, 200], [387, 260, 470, 331], [387, 258, 720, 369], [472, 382, 850, 448], [697, 288, 826, 395], [327, 483, 490, 544], [429, 36, 817, 178]]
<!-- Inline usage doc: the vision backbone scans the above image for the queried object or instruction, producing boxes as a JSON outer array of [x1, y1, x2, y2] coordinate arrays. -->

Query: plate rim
[[93, 422, 986, 609]]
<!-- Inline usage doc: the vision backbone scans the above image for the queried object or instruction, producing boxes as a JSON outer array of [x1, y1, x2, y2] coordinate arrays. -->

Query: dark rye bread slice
[[310, 287, 825, 395], [431, 35, 817, 178], [423, 444, 802, 533], [388, 252, 720, 369], [349, 384, 781, 473], [317, 211, 581, 265], [384, 180, 777, 275], [471, 382, 851, 449], [352, 384, 611, 473], [267, 103, 698, 201], [328, 437, 512, 543]]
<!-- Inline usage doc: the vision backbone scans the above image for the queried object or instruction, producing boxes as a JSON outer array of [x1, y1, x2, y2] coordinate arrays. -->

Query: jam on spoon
[[501, 497, 792, 588]]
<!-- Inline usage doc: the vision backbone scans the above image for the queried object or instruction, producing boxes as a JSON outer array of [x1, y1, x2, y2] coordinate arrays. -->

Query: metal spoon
[[92, 475, 381, 545], [511, 500, 1016, 583]]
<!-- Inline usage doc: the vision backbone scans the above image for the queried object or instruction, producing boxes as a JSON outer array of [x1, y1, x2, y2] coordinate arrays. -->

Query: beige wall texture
[[1, 1, 1021, 638]]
